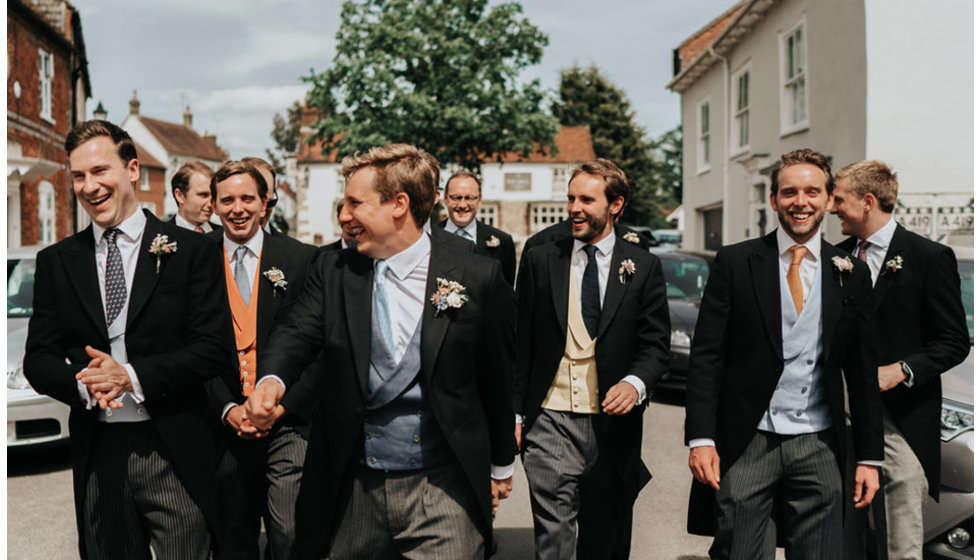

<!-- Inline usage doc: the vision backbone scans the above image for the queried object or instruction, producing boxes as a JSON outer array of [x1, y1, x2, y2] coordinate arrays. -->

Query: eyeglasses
[[447, 195, 479, 203]]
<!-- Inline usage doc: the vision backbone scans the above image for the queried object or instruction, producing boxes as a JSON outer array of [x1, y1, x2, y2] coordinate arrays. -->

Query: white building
[[668, 0, 973, 250]]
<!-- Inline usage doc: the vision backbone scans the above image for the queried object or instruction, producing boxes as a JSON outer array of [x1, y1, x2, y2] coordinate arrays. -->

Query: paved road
[[8, 391, 724, 559]]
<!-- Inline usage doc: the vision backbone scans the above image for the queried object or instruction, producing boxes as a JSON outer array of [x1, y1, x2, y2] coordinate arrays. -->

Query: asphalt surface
[[7, 390, 735, 559]]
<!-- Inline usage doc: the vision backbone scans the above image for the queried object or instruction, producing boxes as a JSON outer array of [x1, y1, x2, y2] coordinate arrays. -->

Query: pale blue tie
[[374, 260, 395, 353], [234, 246, 251, 306], [455, 228, 474, 242]]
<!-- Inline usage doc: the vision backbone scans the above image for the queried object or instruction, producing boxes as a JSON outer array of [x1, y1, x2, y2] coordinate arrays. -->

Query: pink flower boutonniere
[[831, 256, 853, 287], [263, 267, 287, 297], [618, 259, 636, 284], [430, 278, 469, 315], [148, 234, 177, 273]]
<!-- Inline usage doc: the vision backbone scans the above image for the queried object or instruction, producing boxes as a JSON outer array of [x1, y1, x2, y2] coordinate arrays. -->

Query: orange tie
[[787, 246, 807, 315]]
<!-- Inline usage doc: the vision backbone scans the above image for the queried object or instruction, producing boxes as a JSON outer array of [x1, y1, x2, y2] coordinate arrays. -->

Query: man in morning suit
[[207, 160, 320, 560], [439, 170, 517, 284], [829, 160, 970, 560], [24, 120, 232, 559], [515, 158, 671, 559], [686, 149, 883, 559], [521, 218, 651, 259], [244, 143, 517, 559], [242, 156, 286, 237], [170, 160, 220, 233]]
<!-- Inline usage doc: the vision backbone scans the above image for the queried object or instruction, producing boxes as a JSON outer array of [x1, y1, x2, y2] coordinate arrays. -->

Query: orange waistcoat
[[224, 251, 261, 396]]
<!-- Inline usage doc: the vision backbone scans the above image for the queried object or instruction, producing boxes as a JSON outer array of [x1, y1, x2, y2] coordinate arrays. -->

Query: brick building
[[7, 0, 91, 248]]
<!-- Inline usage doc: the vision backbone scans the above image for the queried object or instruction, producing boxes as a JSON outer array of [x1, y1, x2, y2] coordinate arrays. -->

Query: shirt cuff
[[221, 402, 237, 424], [491, 462, 514, 480], [125, 363, 145, 403], [257, 375, 286, 392], [621, 375, 647, 405], [515, 413, 524, 425], [688, 438, 716, 448], [900, 361, 914, 388], [76, 373, 94, 410], [857, 460, 883, 467]]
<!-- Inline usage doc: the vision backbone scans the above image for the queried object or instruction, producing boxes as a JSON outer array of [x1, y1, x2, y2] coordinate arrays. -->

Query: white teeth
[[89, 194, 109, 205]]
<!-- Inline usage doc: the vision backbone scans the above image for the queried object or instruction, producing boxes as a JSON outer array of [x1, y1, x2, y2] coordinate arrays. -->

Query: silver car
[[7, 245, 70, 447]]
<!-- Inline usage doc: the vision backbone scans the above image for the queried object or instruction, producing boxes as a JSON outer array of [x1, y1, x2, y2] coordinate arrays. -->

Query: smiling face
[[214, 173, 267, 244], [567, 172, 623, 244], [69, 136, 141, 229], [828, 176, 870, 238], [339, 167, 409, 259], [770, 163, 830, 244], [445, 176, 482, 228], [176, 172, 213, 226]]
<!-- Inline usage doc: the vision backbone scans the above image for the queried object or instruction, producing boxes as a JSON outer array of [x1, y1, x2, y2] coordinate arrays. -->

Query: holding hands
[[76, 346, 131, 409]]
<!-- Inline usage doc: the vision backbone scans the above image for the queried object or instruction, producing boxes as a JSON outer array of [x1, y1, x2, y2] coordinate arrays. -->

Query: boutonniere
[[263, 267, 288, 296], [148, 234, 177, 273], [430, 277, 469, 315], [486, 235, 500, 248], [881, 255, 904, 276], [618, 259, 636, 284], [831, 255, 853, 287], [623, 231, 640, 244]]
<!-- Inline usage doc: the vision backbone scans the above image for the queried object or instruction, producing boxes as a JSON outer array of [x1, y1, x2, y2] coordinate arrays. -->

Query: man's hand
[[491, 476, 514, 513], [76, 346, 132, 409], [853, 464, 879, 508], [224, 404, 268, 439], [689, 446, 721, 491], [878, 362, 907, 392], [515, 422, 523, 452], [244, 379, 285, 431], [602, 381, 639, 416]]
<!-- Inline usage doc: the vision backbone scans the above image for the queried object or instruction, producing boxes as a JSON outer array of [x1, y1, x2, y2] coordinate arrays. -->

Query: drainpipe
[[706, 45, 730, 245]]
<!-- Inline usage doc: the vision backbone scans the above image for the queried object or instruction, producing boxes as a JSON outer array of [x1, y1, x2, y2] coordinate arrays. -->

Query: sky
[[78, 0, 737, 162]]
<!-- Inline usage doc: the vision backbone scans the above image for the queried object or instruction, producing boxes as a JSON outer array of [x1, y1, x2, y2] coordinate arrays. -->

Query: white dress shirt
[[175, 213, 214, 232], [375, 233, 430, 364], [853, 217, 897, 288], [443, 219, 478, 243]]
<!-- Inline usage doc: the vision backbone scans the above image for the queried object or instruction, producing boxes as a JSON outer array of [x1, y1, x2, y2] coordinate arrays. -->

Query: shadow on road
[[493, 527, 535, 559], [7, 442, 72, 477]]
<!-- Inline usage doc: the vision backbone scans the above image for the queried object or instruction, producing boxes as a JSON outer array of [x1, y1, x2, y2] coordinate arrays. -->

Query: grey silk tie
[[374, 260, 395, 353], [234, 245, 251, 305], [104, 228, 127, 326]]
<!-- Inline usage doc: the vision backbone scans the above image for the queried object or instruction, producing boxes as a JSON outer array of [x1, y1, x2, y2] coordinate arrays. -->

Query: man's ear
[[863, 193, 877, 213], [390, 191, 411, 220], [174, 188, 186, 206], [609, 196, 625, 218], [127, 159, 141, 186]]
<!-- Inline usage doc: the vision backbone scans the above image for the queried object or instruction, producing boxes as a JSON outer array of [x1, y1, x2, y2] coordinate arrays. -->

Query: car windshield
[[8, 258, 36, 318], [659, 253, 710, 299], [958, 259, 973, 340]]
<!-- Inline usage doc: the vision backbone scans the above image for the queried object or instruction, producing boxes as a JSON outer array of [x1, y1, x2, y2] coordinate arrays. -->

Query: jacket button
[[413, 434, 420, 443]]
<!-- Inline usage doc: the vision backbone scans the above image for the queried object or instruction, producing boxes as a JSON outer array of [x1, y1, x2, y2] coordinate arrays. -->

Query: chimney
[[183, 106, 193, 128], [129, 90, 140, 115], [93, 99, 107, 120]]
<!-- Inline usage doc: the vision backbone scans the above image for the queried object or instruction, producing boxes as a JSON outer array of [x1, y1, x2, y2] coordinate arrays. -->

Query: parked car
[[651, 229, 682, 249], [7, 245, 70, 447], [651, 249, 712, 391], [922, 244, 973, 559]]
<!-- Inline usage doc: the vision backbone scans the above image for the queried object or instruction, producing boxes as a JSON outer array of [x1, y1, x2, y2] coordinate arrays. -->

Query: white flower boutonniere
[[148, 234, 177, 273], [263, 267, 288, 296], [486, 235, 501, 248], [618, 259, 636, 284], [623, 231, 640, 244], [831, 256, 853, 287], [882, 255, 904, 275], [430, 277, 469, 315]]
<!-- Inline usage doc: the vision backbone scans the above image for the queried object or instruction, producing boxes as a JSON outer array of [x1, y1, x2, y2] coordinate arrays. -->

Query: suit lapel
[[821, 241, 844, 361], [343, 254, 374, 396], [548, 238, 573, 336], [597, 239, 628, 339], [872, 225, 907, 309], [749, 233, 782, 358], [255, 233, 283, 347], [62, 227, 108, 339], [126, 212, 164, 328], [474, 221, 489, 256], [421, 241, 457, 385]]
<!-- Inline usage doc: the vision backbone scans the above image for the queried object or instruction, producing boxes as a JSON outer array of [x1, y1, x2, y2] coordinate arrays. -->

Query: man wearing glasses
[[441, 170, 517, 284]]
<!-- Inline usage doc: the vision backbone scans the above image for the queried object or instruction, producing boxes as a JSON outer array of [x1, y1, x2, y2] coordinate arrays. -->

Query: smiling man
[[24, 120, 232, 559], [170, 160, 219, 233], [685, 148, 883, 559], [243, 143, 516, 559], [515, 158, 670, 559], [439, 171, 516, 284]]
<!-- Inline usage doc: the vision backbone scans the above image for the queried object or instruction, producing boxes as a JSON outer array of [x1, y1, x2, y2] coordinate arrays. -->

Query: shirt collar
[[224, 228, 265, 260], [864, 217, 897, 249], [446, 219, 478, 239], [775, 226, 821, 261], [573, 228, 617, 258], [175, 213, 208, 231], [93, 208, 146, 243], [381, 232, 431, 281]]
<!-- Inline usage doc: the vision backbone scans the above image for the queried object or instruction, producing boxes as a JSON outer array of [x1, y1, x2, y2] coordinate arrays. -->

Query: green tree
[[305, 0, 558, 170], [650, 125, 682, 208], [265, 100, 304, 174], [552, 65, 671, 228]]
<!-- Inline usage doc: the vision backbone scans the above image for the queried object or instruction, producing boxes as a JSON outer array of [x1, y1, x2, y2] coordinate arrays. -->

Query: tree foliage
[[305, 0, 558, 170], [265, 100, 304, 174]]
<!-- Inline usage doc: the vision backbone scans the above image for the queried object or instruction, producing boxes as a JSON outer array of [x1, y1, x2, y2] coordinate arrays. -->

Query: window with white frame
[[552, 166, 568, 193], [781, 21, 807, 132], [477, 204, 498, 228], [697, 100, 710, 171], [140, 168, 150, 191], [38, 49, 54, 122], [38, 181, 55, 244], [732, 68, 750, 152], [530, 202, 566, 232]]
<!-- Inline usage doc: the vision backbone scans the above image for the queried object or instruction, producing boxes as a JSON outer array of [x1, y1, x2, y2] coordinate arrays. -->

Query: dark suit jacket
[[206, 231, 321, 439], [521, 220, 651, 260], [684, 231, 884, 535], [167, 215, 223, 233], [440, 219, 517, 284], [258, 234, 516, 559], [839, 225, 970, 498], [321, 238, 345, 253], [24, 211, 233, 558], [514, 235, 670, 498]]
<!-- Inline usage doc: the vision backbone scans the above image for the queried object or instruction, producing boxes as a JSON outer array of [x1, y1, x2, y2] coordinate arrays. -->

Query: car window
[[660, 254, 709, 299], [8, 258, 36, 318], [958, 259, 973, 340]]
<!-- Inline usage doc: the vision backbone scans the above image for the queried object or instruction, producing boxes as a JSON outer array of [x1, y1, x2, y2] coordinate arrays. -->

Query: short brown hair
[[834, 160, 899, 213], [340, 144, 439, 227], [210, 160, 269, 200], [65, 120, 138, 165], [446, 170, 482, 195], [569, 159, 632, 217], [242, 156, 275, 189], [171, 160, 214, 198], [769, 149, 834, 197]]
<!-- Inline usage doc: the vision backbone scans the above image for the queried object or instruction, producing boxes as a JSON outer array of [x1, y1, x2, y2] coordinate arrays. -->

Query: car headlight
[[670, 329, 692, 350], [940, 399, 974, 442], [7, 366, 31, 390]]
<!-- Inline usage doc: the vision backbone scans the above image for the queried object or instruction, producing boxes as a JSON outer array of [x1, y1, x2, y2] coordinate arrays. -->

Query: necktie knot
[[790, 245, 807, 266], [235, 245, 249, 262], [857, 239, 870, 262], [105, 228, 121, 244], [455, 229, 473, 241], [583, 244, 598, 259]]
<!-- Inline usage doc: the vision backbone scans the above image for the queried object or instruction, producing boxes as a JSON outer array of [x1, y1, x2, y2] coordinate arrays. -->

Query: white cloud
[[153, 85, 311, 114], [224, 29, 336, 75]]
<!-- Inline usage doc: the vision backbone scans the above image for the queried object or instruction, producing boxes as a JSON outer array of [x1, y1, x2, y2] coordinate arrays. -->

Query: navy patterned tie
[[581, 245, 601, 339], [104, 228, 127, 326]]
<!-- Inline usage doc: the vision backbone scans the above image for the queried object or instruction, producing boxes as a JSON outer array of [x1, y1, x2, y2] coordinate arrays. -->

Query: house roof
[[134, 142, 165, 169], [137, 116, 228, 161], [667, 0, 779, 93]]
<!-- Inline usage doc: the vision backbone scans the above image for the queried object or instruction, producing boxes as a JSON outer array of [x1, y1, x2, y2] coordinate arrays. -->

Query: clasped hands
[[75, 346, 132, 410], [238, 379, 287, 439]]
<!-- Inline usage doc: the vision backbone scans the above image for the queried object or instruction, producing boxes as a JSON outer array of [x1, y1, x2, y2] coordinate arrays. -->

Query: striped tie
[[787, 245, 807, 315], [104, 228, 127, 326], [455, 229, 473, 241]]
